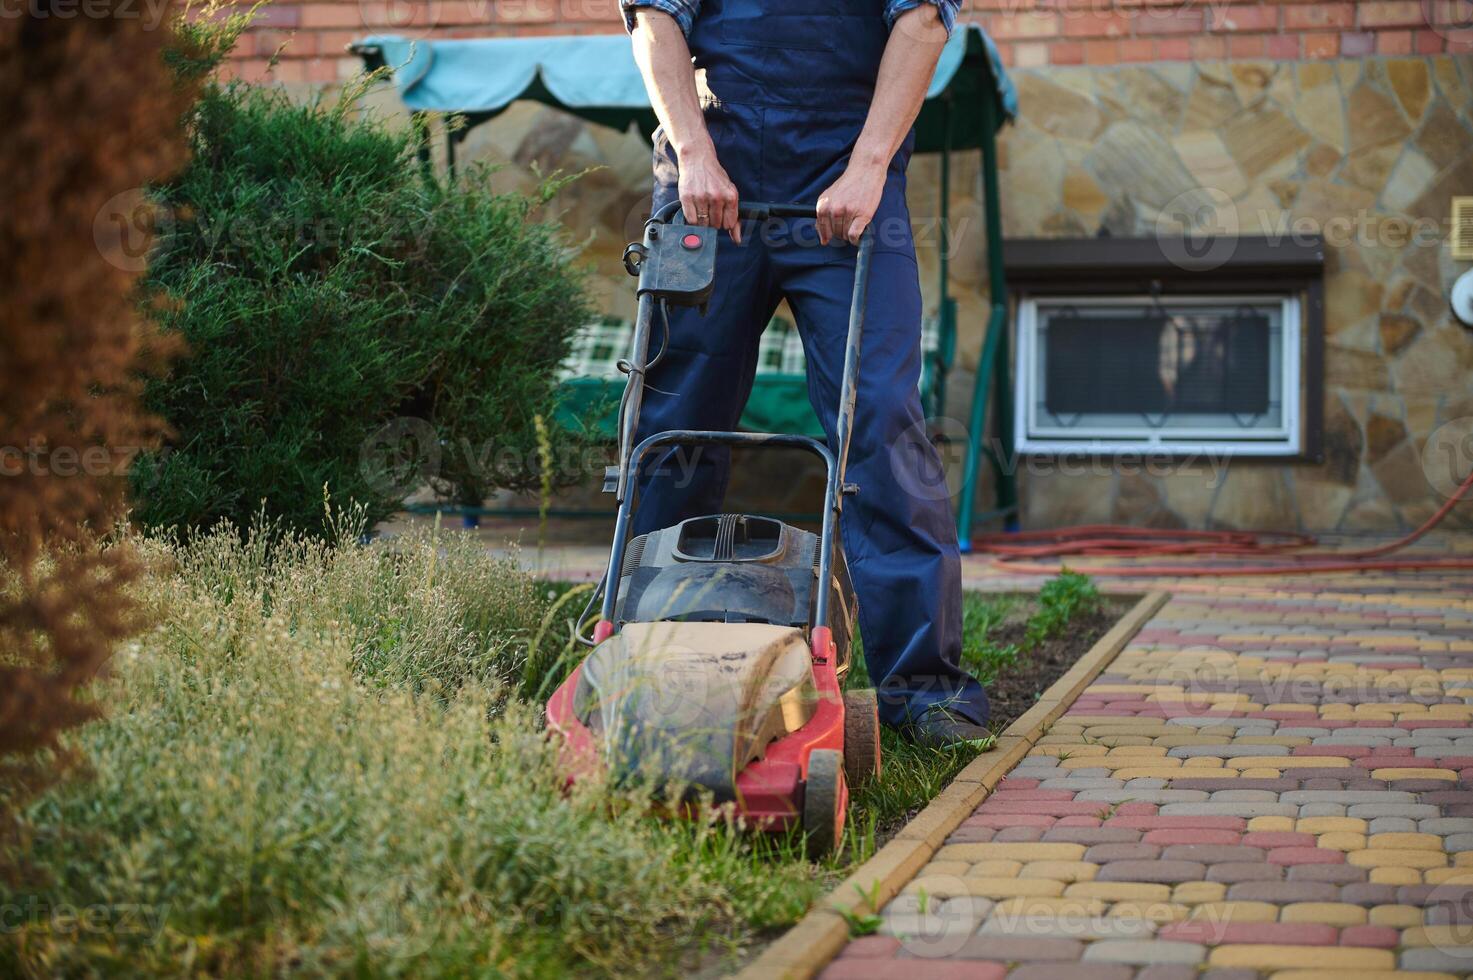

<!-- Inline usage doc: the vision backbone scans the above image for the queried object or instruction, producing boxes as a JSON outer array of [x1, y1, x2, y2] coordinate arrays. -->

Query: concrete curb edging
[[734, 590, 1171, 980]]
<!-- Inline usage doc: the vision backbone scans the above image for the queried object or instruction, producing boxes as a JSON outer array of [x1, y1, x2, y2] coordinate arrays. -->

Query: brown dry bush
[[0, 5, 193, 812]]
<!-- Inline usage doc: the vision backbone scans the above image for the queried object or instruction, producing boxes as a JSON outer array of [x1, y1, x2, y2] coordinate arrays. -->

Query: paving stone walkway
[[823, 566, 1473, 980]]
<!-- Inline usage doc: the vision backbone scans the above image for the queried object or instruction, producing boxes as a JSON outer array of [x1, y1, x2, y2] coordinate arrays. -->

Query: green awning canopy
[[352, 23, 1015, 149]]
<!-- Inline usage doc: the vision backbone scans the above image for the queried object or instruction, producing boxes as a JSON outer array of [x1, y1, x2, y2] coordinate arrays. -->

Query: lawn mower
[[546, 200, 881, 855]]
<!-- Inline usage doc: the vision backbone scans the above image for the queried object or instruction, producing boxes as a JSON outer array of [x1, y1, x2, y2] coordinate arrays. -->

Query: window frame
[[1017, 293, 1302, 455], [1003, 235, 1326, 462]]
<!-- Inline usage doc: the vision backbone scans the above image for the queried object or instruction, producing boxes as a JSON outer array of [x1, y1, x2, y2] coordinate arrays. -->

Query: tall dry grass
[[2, 519, 817, 976]]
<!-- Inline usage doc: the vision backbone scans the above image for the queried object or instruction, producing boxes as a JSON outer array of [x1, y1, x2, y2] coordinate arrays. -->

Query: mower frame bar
[[597, 201, 874, 637], [606, 429, 840, 628]]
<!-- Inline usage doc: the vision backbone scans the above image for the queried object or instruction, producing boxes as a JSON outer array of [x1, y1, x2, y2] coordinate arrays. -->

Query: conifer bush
[[135, 45, 592, 535]]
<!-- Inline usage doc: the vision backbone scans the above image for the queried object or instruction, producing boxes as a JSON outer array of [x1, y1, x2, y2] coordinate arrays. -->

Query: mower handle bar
[[594, 200, 873, 637], [651, 199, 822, 224]]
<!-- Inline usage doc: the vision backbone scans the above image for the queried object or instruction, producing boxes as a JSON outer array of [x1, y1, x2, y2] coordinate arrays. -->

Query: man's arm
[[815, 3, 950, 245], [629, 9, 742, 241]]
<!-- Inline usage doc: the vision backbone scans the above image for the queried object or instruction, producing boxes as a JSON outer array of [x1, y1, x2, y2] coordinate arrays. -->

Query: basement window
[[1017, 295, 1300, 455], [1004, 236, 1326, 460]]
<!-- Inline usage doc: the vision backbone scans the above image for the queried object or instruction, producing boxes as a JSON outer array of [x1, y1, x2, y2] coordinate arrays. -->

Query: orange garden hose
[[973, 467, 1473, 577]]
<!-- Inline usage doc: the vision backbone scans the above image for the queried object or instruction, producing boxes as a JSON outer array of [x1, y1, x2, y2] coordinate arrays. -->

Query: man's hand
[[816, 159, 886, 246], [679, 143, 742, 243]]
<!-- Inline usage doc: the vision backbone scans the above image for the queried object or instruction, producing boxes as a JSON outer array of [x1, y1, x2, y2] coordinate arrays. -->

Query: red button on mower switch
[[681, 233, 702, 249]]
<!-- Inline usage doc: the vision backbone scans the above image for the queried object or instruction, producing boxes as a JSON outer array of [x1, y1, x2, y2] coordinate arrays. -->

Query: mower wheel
[[842, 689, 882, 787], [802, 748, 845, 859]]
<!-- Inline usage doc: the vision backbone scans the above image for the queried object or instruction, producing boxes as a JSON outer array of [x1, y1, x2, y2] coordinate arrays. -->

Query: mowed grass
[[1, 519, 1099, 976]]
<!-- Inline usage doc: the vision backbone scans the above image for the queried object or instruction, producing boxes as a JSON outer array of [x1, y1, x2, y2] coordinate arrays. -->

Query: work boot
[[908, 706, 994, 749]]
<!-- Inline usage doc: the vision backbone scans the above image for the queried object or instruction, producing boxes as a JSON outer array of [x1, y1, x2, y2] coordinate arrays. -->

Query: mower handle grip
[[651, 199, 857, 227]]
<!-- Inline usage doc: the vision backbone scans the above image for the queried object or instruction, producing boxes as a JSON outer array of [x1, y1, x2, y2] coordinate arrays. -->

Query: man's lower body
[[630, 101, 989, 735]]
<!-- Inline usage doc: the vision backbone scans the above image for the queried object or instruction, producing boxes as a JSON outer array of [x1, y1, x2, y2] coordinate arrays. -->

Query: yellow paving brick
[[967, 860, 1022, 877], [1226, 756, 1351, 769], [1123, 767, 1239, 780], [1423, 867, 1473, 885], [1103, 745, 1168, 757], [1456, 852, 1473, 867], [992, 895, 1107, 918], [1109, 900, 1189, 923], [1208, 946, 1395, 971], [1065, 882, 1171, 903], [1181, 756, 1227, 768], [1347, 848, 1448, 869], [1316, 832, 1367, 851], [935, 843, 1085, 863], [1082, 723, 1167, 736], [922, 861, 971, 877], [904, 875, 1062, 899], [1241, 767, 1282, 779], [1151, 735, 1223, 747], [1279, 902, 1367, 926], [1400, 924, 1473, 947], [1368, 832, 1443, 850], [1370, 767, 1458, 781], [1031, 744, 1108, 758], [953, 877, 1066, 899], [1019, 861, 1098, 882], [1368, 904, 1422, 928], [1173, 881, 1227, 904], [1297, 817, 1367, 834], [1061, 756, 1183, 770], [1268, 973, 1457, 980], [1368, 867, 1423, 885], [1249, 816, 1296, 833]]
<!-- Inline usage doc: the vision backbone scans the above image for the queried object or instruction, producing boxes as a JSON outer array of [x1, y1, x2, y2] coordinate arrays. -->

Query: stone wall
[[999, 55, 1473, 532], [422, 55, 1473, 534]]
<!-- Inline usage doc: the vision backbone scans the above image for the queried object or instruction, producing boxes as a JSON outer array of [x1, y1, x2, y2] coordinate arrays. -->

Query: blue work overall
[[632, 0, 988, 728]]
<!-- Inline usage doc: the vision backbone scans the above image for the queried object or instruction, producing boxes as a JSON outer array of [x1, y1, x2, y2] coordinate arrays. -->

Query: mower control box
[[633, 221, 717, 308]]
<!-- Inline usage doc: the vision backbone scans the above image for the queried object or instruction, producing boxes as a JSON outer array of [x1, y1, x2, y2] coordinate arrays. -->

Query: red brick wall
[[227, 0, 1473, 83], [978, 0, 1473, 67]]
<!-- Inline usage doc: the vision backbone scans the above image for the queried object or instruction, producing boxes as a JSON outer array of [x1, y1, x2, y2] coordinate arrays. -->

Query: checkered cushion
[[560, 314, 939, 381]]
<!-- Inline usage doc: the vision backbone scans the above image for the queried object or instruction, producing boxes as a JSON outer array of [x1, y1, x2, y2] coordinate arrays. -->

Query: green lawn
[[1, 519, 1100, 977]]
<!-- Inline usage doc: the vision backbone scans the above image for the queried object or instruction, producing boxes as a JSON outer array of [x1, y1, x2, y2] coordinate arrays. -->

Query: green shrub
[[133, 63, 593, 535]]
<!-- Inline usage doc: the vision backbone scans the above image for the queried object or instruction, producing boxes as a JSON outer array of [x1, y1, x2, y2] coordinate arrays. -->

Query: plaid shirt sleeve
[[623, 0, 957, 36], [621, 0, 700, 34], [886, 0, 959, 34]]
